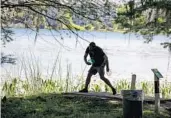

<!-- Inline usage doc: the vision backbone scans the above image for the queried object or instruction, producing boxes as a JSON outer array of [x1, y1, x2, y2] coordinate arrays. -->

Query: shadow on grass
[[1, 93, 170, 118]]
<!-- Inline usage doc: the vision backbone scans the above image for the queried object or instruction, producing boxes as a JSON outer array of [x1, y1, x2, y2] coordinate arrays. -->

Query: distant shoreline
[[6, 25, 127, 33]]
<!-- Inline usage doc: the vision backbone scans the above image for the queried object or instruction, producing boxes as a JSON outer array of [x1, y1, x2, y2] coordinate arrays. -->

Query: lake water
[[1, 29, 171, 83]]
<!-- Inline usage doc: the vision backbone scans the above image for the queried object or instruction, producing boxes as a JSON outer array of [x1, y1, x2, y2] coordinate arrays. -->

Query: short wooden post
[[131, 74, 136, 90], [151, 69, 163, 114], [154, 75, 160, 114]]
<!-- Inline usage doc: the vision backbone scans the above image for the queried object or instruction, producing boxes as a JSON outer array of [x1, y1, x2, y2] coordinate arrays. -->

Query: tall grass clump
[[2, 77, 171, 98], [160, 81, 171, 98], [1, 52, 85, 97], [114, 79, 131, 93]]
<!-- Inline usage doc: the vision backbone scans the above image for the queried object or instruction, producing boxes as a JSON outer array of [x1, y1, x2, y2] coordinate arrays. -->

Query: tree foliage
[[116, 0, 171, 51], [1, 0, 116, 43]]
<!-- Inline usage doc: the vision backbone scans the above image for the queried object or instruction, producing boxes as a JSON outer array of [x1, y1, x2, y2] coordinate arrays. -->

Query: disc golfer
[[79, 42, 116, 95]]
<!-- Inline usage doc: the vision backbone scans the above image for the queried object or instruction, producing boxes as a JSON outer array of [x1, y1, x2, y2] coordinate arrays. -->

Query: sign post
[[151, 69, 163, 114], [131, 74, 136, 90]]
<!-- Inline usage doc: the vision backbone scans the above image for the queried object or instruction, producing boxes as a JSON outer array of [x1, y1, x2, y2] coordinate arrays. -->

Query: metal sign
[[151, 69, 163, 79]]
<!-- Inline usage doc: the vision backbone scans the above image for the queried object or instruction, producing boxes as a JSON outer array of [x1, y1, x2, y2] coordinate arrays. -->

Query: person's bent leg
[[99, 68, 116, 95]]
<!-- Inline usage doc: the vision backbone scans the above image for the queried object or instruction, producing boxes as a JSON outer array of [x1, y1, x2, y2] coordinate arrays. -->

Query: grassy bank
[[1, 93, 170, 118]]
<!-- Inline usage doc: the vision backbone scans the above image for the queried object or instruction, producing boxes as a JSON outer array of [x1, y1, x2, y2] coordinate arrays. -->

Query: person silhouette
[[79, 42, 116, 95]]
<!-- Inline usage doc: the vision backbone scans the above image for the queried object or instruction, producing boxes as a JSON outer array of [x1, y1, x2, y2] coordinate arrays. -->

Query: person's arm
[[101, 54, 110, 72], [84, 53, 88, 64], [84, 48, 91, 65], [106, 56, 109, 72], [101, 54, 107, 67]]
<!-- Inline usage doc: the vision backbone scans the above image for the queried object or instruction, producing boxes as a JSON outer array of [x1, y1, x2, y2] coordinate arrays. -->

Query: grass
[[2, 77, 171, 99], [1, 93, 170, 118]]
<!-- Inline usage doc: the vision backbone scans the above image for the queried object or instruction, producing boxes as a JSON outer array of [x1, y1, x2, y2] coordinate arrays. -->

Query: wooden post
[[131, 74, 136, 90], [151, 69, 163, 114], [154, 75, 160, 114]]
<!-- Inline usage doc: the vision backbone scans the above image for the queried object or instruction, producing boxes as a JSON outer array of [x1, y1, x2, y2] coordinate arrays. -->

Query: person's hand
[[106, 67, 110, 72], [106, 68, 112, 76], [86, 62, 91, 65]]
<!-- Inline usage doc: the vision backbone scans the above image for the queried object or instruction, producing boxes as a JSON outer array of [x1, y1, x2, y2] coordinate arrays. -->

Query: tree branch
[[27, 6, 90, 43]]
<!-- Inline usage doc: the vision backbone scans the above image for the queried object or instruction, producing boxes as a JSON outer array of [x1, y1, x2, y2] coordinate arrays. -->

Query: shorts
[[88, 66, 105, 75]]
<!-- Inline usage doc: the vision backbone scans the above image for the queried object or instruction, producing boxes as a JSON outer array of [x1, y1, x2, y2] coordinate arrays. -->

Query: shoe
[[112, 88, 117, 95], [79, 88, 88, 93]]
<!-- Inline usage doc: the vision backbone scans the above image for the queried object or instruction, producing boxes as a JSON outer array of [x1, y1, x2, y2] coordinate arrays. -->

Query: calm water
[[1, 29, 171, 83]]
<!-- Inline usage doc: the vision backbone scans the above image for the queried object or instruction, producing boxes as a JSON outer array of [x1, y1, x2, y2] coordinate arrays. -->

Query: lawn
[[1, 93, 170, 118]]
